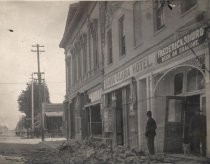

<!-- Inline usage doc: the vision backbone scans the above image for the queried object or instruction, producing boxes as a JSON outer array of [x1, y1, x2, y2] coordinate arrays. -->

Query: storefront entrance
[[164, 96, 185, 153], [86, 104, 102, 138], [115, 89, 124, 145], [164, 95, 201, 153], [154, 64, 206, 154]]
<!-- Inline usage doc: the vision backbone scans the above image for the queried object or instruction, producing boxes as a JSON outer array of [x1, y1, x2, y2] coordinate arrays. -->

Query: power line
[[0, 82, 65, 85]]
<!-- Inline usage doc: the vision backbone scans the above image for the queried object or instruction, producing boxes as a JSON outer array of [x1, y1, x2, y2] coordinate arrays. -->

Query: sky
[[0, 1, 73, 129]]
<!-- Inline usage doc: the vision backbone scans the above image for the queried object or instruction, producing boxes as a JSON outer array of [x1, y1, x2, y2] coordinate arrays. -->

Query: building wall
[[61, 2, 104, 140], [104, 0, 208, 77], [102, 0, 210, 154], [61, 0, 210, 156]]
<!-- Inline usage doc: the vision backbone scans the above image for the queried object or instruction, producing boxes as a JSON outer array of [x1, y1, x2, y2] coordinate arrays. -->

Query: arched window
[[187, 68, 204, 92], [174, 73, 184, 95]]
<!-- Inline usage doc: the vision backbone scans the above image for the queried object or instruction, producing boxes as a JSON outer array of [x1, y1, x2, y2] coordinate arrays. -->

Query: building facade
[[43, 103, 64, 137], [60, 1, 210, 157], [60, 2, 104, 140]]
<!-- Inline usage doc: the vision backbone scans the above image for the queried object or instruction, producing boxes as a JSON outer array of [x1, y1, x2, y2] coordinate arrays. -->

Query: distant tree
[[17, 81, 50, 127]]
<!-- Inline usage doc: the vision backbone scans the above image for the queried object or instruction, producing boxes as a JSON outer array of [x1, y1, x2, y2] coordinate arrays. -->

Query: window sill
[[134, 41, 143, 50], [119, 54, 126, 60], [107, 62, 113, 68], [154, 25, 166, 36]]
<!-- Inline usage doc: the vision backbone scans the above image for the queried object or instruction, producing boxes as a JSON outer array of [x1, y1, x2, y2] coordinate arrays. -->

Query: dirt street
[[0, 131, 209, 164]]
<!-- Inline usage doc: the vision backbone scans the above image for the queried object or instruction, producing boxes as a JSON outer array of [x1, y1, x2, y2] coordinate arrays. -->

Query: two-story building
[[60, 1, 210, 157], [60, 2, 104, 140]]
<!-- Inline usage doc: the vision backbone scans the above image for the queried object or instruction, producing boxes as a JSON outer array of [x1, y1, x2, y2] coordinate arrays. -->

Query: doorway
[[164, 94, 205, 154], [115, 89, 124, 145], [86, 104, 102, 137]]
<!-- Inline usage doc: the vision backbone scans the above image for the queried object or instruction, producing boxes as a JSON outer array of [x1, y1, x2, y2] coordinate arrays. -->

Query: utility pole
[[31, 44, 45, 141], [31, 73, 34, 137]]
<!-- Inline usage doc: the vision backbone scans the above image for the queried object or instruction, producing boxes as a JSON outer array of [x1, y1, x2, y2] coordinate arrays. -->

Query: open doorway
[[87, 104, 102, 137], [115, 89, 124, 145], [164, 94, 206, 155]]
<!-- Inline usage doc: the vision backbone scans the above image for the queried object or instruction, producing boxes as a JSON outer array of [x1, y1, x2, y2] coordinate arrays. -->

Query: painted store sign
[[88, 88, 102, 103], [157, 27, 206, 64], [104, 52, 156, 90]]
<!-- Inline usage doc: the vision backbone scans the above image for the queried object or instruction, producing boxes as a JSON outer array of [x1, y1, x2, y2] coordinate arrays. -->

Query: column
[[205, 44, 210, 157], [112, 92, 117, 147]]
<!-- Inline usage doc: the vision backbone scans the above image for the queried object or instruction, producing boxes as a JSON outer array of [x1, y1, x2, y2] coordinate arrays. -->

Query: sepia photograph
[[0, 0, 210, 163]]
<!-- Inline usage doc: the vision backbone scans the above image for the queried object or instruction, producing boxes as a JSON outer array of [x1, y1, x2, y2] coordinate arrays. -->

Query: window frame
[[174, 73, 184, 95], [153, 0, 165, 32], [133, 1, 142, 47], [118, 15, 126, 57], [181, 0, 197, 14], [107, 29, 113, 65]]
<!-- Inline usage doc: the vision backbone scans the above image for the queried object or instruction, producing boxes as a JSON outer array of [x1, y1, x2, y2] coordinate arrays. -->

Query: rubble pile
[[57, 139, 146, 164]]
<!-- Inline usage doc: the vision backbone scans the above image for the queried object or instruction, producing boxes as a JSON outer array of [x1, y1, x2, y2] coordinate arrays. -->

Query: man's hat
[[146, 111, 152, 116]]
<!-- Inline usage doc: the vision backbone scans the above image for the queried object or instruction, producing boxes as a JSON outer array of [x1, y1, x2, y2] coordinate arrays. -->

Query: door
[[164, 96, 185, 153], [116, 89, 124, 145]]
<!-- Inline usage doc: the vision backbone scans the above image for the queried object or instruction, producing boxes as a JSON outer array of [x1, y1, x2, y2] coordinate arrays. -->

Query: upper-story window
[[82, 35, 87, 76], [119, 15, 126, 56], [133, 1, 142, 46], [90, 19, 99, 70], [181, 0, 197, 13], [153, 0, 165, 32], [78, 47, 82, 81], [107, 29, 113, 64], [72, 52, 77, 85]]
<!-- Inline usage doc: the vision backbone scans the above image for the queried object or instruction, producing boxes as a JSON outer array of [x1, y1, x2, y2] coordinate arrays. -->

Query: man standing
[[145, 111, 157, 155], [189, 109, 206, 156]]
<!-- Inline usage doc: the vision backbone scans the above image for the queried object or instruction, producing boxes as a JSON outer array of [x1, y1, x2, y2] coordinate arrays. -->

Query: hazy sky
[[0, 1, 73, 129]]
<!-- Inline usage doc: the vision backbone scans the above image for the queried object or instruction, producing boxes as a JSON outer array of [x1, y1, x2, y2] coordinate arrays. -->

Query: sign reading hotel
[[88, 88, 102, 103], [157, 27, 206, 64], [104, 53, 156, 89]]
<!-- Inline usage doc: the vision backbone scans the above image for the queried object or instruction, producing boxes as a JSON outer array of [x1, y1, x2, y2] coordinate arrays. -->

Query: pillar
[[205, 41, 210, 157]]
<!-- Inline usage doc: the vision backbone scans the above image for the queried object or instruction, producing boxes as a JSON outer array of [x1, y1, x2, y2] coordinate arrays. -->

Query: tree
[[17, 81, 50, 128]]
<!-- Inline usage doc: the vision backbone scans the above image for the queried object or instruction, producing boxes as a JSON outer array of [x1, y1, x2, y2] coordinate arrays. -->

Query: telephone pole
[[31, 73, 34, 137], [31, 44, 45, 141]]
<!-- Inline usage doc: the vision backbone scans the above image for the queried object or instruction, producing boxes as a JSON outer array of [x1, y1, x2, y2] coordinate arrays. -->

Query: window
[[119, 15, 126, 56], [168, 99, 182, 122], [91, 19, 99, 70], [82, 35, 87, 76], [187, 68, 204, 92], [174, 73, 183, 95], [107, 29, 113, 64], [181, 0, 197, 13], [133, 1, 142, 46], [153, 0, 165, 31], [72, 53, 77, 85], [78, 48, 82, 80]]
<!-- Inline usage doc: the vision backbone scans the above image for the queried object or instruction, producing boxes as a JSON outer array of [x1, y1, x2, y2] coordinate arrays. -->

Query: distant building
[[0, 125, 8, 134], [42, 103, 64, 137], [60, 1, 210, 157]]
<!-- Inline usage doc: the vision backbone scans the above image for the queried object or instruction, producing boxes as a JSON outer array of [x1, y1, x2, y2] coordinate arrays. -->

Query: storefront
[[104, 84, 136, 147], [149, 26, 208, 155], [84, 87, 103, 139], [103, 26, 209, 155], [103, 52, 157, 148]]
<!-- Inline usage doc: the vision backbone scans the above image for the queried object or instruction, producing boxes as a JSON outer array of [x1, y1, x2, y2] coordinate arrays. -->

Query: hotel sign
[[104, 53, 156, 90], [157, 27, 206, 64], [88, 88, 102, 103]]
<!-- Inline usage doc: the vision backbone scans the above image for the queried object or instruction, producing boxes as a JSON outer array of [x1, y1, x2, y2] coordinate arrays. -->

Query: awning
[[45, 111, 63, 117]]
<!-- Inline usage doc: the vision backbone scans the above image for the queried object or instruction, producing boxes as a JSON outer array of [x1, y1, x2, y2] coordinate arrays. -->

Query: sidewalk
[[147, 153, 210, 164]]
